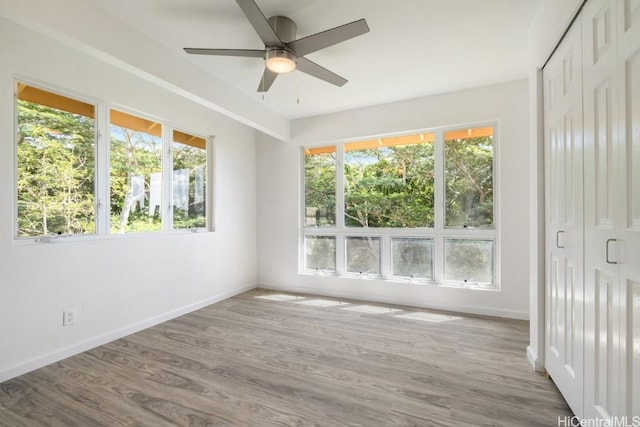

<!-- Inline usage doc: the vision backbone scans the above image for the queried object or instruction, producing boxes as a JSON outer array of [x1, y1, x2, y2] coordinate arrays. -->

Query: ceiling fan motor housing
[[265, 16, 297, 73], [265, 47, 296, 72], [267, 16, 297, 43]]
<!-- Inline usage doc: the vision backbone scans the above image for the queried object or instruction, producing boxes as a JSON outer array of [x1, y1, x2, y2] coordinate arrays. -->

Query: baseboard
[[527, 345, 545, 372], [0, 284, 256, 384], [257, 283, 529, 320]]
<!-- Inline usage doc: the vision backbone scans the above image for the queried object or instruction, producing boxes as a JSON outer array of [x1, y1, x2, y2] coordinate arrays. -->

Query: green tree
[[109, 126, 162, 233], [344, 143, 434, 228], [172, 143, 207, 229], [17, 101, 95, 237], [445, 136, 493, 228], [304, 151, 336, 226]]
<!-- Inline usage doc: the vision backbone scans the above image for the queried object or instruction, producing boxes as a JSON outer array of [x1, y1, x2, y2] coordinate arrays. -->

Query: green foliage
[[305, 139, 493, 230], [445, 136, 494, 228], [303, 135, 495, 283], [344, 144, 435, 228], [172, 213, 206, 230], [304, 152, 336, 226], [17, 100, 208, 237], [172, 143, 207, 230], [17, 101, 96, 237], [109, 127, 162, 234]]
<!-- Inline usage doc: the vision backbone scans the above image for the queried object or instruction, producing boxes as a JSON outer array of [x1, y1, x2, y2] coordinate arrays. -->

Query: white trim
[[529, 69, 547, 372], [0, 284, 256, 384], [163, 125, 173, 232], [298, 147, 306, 274], [206, 135, 216, 232], [527, 345, 545, 372], [96, 102, 110, 235]]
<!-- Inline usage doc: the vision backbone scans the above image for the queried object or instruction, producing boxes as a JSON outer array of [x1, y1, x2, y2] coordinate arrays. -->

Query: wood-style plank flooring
[[0, 290, 572, 426]]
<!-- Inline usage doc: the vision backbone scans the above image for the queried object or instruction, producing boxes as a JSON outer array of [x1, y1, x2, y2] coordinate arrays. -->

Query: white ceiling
[[85, 0, 539, 120]]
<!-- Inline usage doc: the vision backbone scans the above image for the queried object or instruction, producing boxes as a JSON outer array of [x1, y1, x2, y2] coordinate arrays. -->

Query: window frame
[[390, 236, 435, 282], [13, 79, 215, 242], [170, 129, 211, 232], [303, 235, 338, 274], [107, 107, 165, 235], [300, 123, 499, 289]]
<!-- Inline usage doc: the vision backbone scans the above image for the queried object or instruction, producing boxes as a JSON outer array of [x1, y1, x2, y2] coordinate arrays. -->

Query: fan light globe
[[265, 49, 296, 74]]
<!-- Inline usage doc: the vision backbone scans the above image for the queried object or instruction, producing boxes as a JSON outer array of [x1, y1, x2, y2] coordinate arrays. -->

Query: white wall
[[256, 79, 530, 319], [527, 0, 584, 371], [0, 18, 258, 382]]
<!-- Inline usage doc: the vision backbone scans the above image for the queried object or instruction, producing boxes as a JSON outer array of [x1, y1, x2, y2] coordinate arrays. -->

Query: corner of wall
[[527, 345, 546, 372]]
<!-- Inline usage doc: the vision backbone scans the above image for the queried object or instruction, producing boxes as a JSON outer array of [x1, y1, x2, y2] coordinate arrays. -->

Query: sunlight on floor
[[295, 299, 350, 307], [255, 294, 304, 301], [341, 305, 402, 314], [253, 293, 463, 324], [394, 312, 460, 323]]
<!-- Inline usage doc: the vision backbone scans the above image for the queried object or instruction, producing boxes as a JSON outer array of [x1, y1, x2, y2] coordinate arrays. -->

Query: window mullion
[[163, 126, 173, 232], [96, 104, 110, 235], [335, 233, 345, 276], [335, 144, 345, 229], [207, 136, 216, 232], [434, 130, 445, 283], [335, 144, 345, 275], [380, 234, 391, 278]]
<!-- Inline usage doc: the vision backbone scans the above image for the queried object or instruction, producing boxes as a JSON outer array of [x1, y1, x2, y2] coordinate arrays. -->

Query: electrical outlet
[[63, 310, 76, 326]]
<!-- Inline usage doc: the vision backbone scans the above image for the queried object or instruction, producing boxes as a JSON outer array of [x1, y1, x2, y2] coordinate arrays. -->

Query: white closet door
[[583, 0, 623, 419], [543, 21, 584, 416], [617, 0, 640, 418]]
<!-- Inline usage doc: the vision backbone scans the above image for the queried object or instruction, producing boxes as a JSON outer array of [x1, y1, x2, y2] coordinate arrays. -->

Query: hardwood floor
[[0, 290, 572, 426]]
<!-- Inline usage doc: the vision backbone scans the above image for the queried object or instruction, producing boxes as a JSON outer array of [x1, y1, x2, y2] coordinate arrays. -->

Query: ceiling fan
[[183, 0, 370, 92]]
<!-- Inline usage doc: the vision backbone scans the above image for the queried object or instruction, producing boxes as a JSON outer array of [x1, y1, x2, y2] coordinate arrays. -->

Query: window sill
[[13, 228, 213, 245], [300, 270, 498, 291]]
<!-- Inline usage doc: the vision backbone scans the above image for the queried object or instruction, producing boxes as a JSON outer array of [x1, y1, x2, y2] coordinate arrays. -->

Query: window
[[304, 235, 336, 272], [15, 81, 212, 239], [16, 83, 97, 237], [109, 109, 163, 234], [172, 130, 208, 230], [444, 128, 494, 228], [304, 146, 336, 227], [444, 239, 494, 284], [344, 134, 435, 228], [345, 236, 381, 276], [391, 238, 434, 280], [302, 125, 496, 288]]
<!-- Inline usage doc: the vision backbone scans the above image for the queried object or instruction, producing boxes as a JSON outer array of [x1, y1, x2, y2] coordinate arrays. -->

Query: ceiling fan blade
[[296, 57, 348, 87], [236, 0, 283, 47], [286, 19, 369, 57], [184, 48, 265, 58], [257, 68, 278, 92]]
